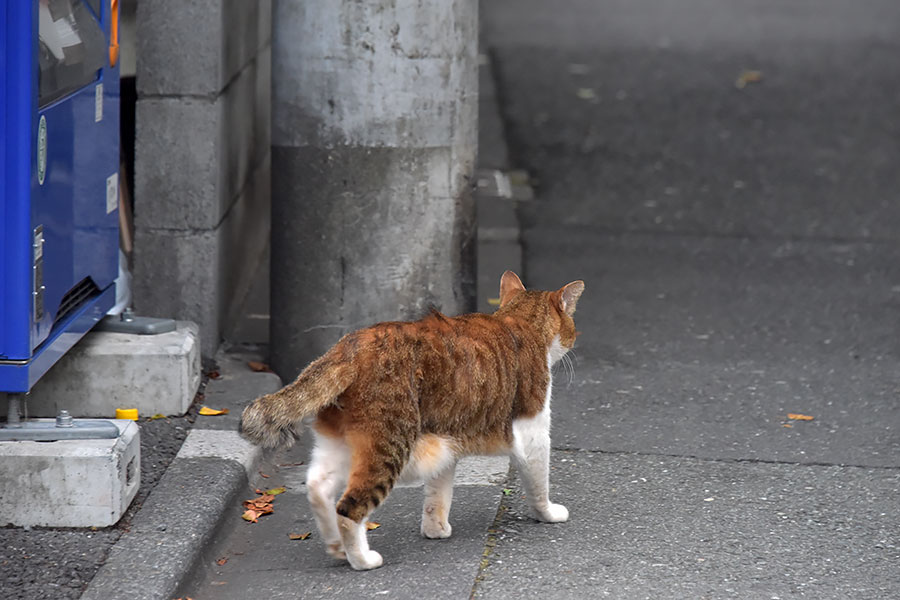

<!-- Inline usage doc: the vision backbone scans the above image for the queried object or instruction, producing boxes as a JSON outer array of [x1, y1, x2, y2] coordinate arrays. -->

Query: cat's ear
[[558, 280, 585, 316], [499, 270, 526, 306]]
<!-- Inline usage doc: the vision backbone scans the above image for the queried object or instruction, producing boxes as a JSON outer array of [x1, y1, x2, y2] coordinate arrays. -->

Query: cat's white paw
[[421, 519, 453, 539], [537, 502, 569, 523], [348, 550, 383, 570]]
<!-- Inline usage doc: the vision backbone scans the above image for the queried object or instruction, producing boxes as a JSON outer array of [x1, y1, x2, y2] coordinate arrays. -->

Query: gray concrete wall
[[270, 0, 479, 379], [133, 0, 272, 357]]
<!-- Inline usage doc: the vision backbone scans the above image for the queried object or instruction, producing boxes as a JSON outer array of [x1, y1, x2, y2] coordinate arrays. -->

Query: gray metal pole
[[270, 0, 478, 379], [5, 393, 22, 428]]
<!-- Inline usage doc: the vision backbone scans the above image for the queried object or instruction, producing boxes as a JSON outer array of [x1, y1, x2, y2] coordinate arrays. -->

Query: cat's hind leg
[[511, 403, 569, 523], [306, 431, 351, 559], [421, 461, 456, 539], [335, 428, 412, 570]]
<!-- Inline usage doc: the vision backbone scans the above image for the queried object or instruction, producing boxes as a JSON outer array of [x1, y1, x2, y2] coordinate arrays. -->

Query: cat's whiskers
[[557, 351, 575, 386]]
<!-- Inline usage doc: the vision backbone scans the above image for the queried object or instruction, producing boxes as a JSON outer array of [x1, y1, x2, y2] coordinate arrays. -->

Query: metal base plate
[[95, 314, 177, 335], [0, 419, 121, 441]]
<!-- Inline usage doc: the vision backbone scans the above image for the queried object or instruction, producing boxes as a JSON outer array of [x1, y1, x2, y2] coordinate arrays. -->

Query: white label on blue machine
[[107, 173, 118, 214], [95, 84, 103, 122]]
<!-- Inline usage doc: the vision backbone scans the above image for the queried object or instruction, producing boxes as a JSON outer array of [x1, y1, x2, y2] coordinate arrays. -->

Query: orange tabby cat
[[241, 271, 584, 570]]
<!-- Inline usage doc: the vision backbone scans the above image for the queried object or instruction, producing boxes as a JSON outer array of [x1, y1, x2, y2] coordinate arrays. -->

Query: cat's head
[[497, 270, 585, 364]]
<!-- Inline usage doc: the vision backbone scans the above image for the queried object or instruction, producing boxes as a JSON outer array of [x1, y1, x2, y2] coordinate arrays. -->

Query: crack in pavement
[[551, 446, 900, 471]]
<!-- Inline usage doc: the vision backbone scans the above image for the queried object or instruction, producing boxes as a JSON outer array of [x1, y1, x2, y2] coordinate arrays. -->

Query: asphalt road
[[183, 1, 899, 598], [483, 0, 900, 596]]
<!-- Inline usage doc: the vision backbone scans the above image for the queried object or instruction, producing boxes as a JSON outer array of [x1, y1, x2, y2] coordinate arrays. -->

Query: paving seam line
[[467, 41, 528, 600], [80, 429, 262, 600], [551, 446, 900, 471], [468, 463, 514, 600]]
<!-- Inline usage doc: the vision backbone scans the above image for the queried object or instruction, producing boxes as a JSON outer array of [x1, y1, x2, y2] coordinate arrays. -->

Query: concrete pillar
[[270, 0, 478, 378]]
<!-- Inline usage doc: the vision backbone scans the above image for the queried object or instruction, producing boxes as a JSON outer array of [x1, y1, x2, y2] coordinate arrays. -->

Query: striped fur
[[239, 271, 584, 569]]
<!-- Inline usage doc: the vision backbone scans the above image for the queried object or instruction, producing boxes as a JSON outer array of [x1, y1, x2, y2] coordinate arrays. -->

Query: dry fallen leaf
[[216, 557, 228, 566], [207, 370, 221, 380], [782, 423, 793, 428], [243, 496, 275, 510], [787, 413, 814, 421], [242, 503, 271, 515], [259, 471, 271, 479], [242, 509, 262, 523], [199, 406, 229, 416], [241, 488, 284, 523], [366, 522, 381, 530], [735, 70, 763, 89], [248, 361, 274, 373], [289, 532, 312, 540]]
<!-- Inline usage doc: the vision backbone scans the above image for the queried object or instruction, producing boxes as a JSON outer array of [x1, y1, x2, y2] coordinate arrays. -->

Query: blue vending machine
[[1, 1, 121, 432]]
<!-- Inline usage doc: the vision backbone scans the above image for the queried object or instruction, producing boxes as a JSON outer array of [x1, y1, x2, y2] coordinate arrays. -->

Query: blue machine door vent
[[38, 0, 108, 108], [54, 277, 101, 328]]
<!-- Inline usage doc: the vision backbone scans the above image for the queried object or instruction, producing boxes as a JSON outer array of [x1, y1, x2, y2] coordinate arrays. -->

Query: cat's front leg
[[421, 462, 456, 538], [511, 409, 569, 523]]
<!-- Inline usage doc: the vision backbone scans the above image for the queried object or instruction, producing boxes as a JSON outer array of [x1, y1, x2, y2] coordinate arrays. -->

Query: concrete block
[[137, 0, 265, 97], [133, 230, 219, 357], [174, 430, 261, 475], [0, 420, 140, 527], [135, 97, 219, 229], [135, 58, 269, 231], [137, 0, 221, 96], [15, 322, 201, 418], [134, 159, 270, 358]]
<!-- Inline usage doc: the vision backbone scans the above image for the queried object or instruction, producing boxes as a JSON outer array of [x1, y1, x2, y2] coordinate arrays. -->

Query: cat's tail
[[239, 354, 356, 449]]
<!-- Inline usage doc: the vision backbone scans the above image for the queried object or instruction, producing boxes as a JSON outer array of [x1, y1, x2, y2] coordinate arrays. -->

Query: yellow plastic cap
[[115, 408, 139, 420]]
